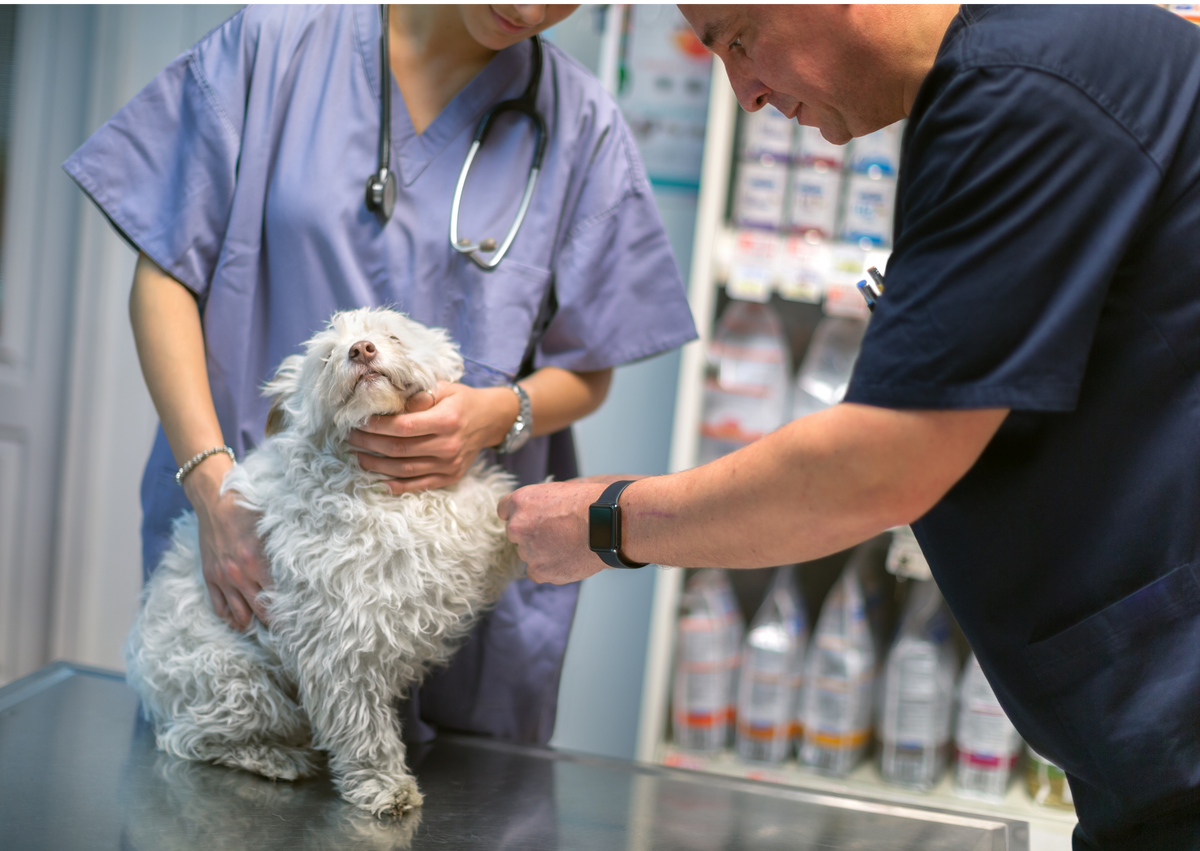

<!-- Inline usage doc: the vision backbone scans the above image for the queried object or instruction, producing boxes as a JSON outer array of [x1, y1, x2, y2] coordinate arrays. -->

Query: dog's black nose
[[349, 340, 377, 364]]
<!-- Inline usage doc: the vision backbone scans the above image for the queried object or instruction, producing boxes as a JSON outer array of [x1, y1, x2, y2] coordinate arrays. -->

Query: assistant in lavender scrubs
[[63, 4, 697, 745]]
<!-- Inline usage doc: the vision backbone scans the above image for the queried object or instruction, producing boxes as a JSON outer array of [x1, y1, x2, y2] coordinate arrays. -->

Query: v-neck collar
[[354, 5, 532, 187]]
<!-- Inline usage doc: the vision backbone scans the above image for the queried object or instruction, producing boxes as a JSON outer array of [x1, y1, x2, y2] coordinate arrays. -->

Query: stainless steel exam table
[[0, 663, 1029, 850]]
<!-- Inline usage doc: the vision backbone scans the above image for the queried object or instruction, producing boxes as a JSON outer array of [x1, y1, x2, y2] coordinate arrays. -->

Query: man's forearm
[[614, 403, 1008, 569]]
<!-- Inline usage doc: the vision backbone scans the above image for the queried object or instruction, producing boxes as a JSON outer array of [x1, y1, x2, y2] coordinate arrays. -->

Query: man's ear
[[262, 354, 304, 435]]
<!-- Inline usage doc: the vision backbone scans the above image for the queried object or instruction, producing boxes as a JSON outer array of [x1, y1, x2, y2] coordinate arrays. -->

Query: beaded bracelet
[[175, 445, 236, 486]]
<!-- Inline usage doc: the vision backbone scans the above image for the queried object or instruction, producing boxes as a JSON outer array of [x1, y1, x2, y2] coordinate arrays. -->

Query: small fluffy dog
[[125, 307, 521, 816]]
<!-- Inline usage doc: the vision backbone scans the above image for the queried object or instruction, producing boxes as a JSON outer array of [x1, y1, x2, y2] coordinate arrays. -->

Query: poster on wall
[[615, 6, 712, 189]]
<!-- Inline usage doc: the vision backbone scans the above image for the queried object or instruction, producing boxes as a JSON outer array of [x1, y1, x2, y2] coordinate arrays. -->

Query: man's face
[[680, 5, 904, 144]]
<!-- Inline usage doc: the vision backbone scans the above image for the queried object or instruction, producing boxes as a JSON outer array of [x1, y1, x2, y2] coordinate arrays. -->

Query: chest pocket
[[449, 259, 554, 389], [1023, 560, 1200, 828]]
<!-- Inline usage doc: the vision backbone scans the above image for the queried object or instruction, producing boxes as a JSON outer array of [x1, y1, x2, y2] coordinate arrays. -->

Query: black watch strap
[[588, 480, 648, 569]]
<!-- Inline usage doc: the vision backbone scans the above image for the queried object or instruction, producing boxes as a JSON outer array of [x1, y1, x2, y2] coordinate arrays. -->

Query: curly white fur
[[125, 308, 521, 817]]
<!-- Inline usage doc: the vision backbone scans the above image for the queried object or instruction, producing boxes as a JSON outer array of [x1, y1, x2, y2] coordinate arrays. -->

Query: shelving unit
[[633, 61, 1078, 851]]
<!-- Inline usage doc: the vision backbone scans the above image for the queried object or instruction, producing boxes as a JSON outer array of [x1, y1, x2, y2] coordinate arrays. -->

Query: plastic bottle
[[840, 168, 897, 247], [735, 566, 808, 763], [732, 155, 789, 230], [797, 558, 878, 775], [1025, 747, 1075, 810], [698, 301, 791, 465], [791, 316, 868, 421], [740, 104, 795, 160], [954, 653, 1023, 801], [878, 579, 958, 790], [673, 569, 744, 752], [787, 163, 842, 238]]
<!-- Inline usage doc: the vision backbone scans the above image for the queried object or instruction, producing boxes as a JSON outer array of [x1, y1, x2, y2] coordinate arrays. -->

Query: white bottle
[[733, 155, 789, 230], [840, 168, 897, 247], [848, 122, 904, 175], [954, 653, 1023, 801], [791, 316, 868, 421], [673, 570, 744, 752], [787, 163, 843, 238], [698, 301, 791, 465], [735, 566, 808, 763], [797, 559, 877, 775], [879, 579, 958, 790], [740, 104, 795, 160]]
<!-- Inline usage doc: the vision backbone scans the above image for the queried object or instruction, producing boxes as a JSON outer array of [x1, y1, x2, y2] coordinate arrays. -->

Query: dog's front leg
[[296, 662, 422, 817]]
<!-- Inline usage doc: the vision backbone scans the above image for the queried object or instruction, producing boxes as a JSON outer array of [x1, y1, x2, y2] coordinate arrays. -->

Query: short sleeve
[[846, 65, 1163, 411], [62, 10, 248, 298], [538, 108, 697, 371]]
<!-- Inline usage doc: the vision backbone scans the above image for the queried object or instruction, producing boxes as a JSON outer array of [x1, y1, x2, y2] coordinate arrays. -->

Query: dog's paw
[[216, 743, 322, 781], [339, 768, 424, 817]]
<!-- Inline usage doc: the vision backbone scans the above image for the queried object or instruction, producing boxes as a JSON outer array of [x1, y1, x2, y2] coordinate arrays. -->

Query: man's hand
[[498, 481, 612, 585]]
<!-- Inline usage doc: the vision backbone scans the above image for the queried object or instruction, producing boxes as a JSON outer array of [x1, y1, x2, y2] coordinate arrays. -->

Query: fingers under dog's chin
[[384, 475, 447, 495]]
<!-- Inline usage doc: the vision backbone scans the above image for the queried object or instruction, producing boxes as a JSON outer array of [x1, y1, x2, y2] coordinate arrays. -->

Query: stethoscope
[[364, 5, 547, 271]]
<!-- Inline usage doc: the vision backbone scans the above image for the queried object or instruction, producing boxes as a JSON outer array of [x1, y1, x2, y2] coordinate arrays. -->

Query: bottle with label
[[787, 163, 842, 238], [797, 557, 878, 775], [1025, 747, 1075, 810], [740, 104, 795, 160], [840, 167, 897, 247], [735, 566, 808, 763], [673, 569, 745, 752], [698, 300, 791, 465], [791, 316, 868, 421], [954, 653, 1023, 801], [794, 125, 846, 169], [848, 122, 904, 175], [878, 579, 958, 790], [733, 155, 789, 230]]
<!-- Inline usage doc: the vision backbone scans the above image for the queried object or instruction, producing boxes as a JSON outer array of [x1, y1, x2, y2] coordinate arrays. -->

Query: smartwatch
[[589, 480, 648, 569]]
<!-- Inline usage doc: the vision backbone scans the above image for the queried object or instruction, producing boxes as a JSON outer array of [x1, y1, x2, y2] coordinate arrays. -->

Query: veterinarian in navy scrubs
[[63, 5, 696, 745], [503, 5, 1200, 848]]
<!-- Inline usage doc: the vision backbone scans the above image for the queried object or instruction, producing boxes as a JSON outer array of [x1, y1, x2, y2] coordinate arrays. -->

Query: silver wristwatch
[[494, 383, 533, 455]]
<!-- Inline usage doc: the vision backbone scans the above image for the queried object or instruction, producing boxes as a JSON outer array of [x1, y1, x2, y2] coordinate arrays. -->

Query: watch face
[[589, 504, 615, 551]]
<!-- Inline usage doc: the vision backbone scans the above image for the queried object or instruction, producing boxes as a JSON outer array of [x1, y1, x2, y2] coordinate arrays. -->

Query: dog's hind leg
[[127, 523, 320, 781]]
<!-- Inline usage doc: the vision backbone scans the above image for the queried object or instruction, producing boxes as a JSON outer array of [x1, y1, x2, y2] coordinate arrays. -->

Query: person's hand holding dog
[[181, 452, 271, 632], [349, 382, 518, 494]]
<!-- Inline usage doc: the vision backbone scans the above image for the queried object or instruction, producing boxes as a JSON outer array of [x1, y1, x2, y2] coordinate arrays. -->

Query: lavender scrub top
[[63, 5, 696, 745]]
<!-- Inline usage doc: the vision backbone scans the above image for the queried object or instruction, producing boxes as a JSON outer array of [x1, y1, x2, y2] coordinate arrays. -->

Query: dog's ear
[[262, 354, 304, 435], [264, 397, 287, 437]]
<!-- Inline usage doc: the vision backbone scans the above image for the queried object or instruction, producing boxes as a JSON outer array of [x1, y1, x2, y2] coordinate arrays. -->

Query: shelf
[[655, 743, 1077, 851]]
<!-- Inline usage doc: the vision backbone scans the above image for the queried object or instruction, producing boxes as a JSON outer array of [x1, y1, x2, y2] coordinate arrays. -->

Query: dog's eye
[[389, 335, 401, 344]]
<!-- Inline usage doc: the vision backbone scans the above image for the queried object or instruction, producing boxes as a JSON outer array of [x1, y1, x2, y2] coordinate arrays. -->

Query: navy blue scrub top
[[845, 5, 1200, 846]]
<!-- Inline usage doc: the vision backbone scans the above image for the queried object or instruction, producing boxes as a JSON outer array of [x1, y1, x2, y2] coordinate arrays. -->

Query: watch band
[[494, 383, 532, 455], [588, 480, 648, 569]]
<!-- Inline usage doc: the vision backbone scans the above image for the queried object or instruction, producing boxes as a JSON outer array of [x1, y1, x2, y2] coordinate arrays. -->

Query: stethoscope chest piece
[[365, 167, 397, 221]]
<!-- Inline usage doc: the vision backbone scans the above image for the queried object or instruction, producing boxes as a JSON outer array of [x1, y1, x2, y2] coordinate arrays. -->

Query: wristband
[[588, 480, 648, 569]]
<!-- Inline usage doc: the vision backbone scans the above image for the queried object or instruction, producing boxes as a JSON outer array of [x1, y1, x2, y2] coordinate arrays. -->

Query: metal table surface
[[0, 664, 1028, 850]]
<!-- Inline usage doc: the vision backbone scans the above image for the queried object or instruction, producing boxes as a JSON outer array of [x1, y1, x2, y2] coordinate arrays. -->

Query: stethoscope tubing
[[450, 36, 546, 271], [365, 5, 547, 273]]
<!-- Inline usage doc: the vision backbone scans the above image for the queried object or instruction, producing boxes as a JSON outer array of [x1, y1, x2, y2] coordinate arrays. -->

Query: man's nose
[[724, 58, 773, 113], [349, 340, 377, 364]]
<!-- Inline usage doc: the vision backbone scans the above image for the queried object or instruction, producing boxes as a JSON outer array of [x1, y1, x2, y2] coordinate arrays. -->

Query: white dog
[[125, 307, 521, 817]]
